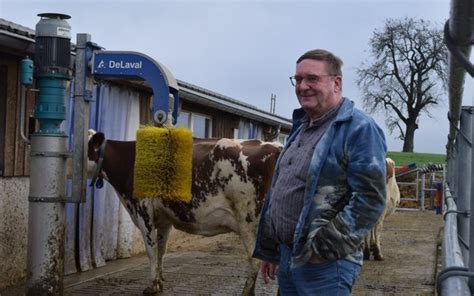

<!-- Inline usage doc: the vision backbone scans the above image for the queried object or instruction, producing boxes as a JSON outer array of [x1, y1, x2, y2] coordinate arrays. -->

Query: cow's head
[[65, 129, 103, 179], [87, 129, 105, 162], [385, 158, 395, 182]]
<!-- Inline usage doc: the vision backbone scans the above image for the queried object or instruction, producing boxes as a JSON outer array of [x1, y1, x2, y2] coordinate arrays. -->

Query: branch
[[395, 121, 405, 140]]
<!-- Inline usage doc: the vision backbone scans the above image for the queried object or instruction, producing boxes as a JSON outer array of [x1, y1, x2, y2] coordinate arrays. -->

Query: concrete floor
[[1, 210, 443, 296]]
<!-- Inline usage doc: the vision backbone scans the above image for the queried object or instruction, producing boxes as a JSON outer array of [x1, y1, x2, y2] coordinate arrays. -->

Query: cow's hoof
[[363, 250, 371, 260], [374, 254, 384, 261], [143, 287, 158, 295], [241, 285, 256, 295]]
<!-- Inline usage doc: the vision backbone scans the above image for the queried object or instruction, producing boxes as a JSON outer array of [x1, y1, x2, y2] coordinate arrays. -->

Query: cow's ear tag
[[96, 179, 104, 189]]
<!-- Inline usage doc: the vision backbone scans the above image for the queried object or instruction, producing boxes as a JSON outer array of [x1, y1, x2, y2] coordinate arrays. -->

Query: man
[[253, 49, 387, 295]]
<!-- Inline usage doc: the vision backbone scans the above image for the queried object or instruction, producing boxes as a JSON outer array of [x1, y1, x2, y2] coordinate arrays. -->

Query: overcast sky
[[2, 0, 472, 154]]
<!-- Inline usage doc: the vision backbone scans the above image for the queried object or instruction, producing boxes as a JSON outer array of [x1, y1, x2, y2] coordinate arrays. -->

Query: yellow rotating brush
[[133, 126, 193, 202]]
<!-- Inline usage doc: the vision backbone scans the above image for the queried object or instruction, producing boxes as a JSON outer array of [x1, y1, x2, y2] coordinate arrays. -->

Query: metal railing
[[437, 184, 470, 295], [438, 107, 474, 295]]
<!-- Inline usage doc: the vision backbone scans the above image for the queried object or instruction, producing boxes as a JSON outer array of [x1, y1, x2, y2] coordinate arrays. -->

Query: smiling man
[[253, 49, 387, 295]]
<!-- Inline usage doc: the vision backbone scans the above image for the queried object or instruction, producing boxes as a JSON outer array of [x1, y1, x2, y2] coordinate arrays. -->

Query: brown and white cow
[[364, 157, 400, 261], [87, 131, 282, 295]]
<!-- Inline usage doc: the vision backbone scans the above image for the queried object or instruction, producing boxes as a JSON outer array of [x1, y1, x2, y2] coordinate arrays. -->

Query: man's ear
[[334, 76, 342, 93]]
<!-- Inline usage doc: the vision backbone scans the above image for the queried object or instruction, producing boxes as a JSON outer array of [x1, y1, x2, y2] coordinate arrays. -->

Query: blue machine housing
[[33, 13, 72, 134], [20, 58, 34, 86], [92, 51, 179, 125]]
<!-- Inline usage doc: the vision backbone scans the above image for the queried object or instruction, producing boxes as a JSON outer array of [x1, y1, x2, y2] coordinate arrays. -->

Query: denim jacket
[[253, 98, 387, 267]]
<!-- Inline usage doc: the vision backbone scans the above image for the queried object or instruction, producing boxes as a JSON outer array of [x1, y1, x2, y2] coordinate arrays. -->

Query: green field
[[386, 151, 446, 166]]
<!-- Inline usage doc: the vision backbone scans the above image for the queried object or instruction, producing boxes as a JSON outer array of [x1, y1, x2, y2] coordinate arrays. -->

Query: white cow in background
[[364, 158, 400, 261]]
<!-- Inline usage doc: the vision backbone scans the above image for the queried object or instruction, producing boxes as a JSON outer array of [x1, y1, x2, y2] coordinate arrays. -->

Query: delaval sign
[[92, 51, 147, 76], [98, 59, 143, 70], [91, 51, 179, 124]]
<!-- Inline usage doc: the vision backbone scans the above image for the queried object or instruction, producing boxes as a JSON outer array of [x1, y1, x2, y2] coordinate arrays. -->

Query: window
[[192, 114, 211, 138], [176, 111, 212, 138], [278, 133, 288, 145], [176, 111, 190, 129], [235, 120, 262, 140]]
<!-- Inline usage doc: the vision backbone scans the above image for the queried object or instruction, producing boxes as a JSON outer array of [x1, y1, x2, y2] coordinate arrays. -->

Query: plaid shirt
[[269, 101, 342, 246]]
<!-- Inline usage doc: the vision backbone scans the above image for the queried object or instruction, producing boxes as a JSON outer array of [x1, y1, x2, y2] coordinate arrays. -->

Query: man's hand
[[260, 261, 278, 284]]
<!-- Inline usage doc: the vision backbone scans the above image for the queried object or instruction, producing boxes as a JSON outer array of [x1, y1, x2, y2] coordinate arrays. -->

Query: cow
[[364, 158, 401, 261], [87, 131, 282, 295]]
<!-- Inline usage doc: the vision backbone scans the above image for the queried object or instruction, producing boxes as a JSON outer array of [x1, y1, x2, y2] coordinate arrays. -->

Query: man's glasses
[[289, 74, 335, 86]]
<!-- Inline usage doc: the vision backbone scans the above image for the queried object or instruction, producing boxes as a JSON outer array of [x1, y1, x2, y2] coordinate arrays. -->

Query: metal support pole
[[453, 154, 457, 192], [430, 172, 435, 209], [26, 13, 72, 295], [416, 170, 419, 207], [421, 173, 425, 211], [26, 135, 67, 295], [443, 164, 446, 212], [446, 157, 452, 189], [458, 107, 472, 263], [451, 147, 459, 200], [71, 33, 92, 203], [468, 106, 474, 290]]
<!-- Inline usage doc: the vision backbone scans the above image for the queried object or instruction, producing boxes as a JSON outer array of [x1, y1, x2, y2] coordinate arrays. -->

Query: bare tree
[[357, 18, 448, 152]]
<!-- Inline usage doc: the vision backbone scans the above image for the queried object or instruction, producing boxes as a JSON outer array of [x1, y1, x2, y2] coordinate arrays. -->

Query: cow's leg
[[369, 224, 378, 259], [156, 222, 172, 283], [236, 220, 259, 296], [373, 221, 384, 261], [141, 221, 172, 295], [363, 235, 371, 260], [141, 226, 160, 295]]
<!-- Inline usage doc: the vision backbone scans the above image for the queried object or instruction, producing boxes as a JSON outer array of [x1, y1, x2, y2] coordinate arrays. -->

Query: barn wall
[[0, 177, 29, 290], [0, 51, 35, 177]]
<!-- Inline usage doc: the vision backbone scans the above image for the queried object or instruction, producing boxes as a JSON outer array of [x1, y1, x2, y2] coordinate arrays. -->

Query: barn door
[[64, 83, 141, 274]]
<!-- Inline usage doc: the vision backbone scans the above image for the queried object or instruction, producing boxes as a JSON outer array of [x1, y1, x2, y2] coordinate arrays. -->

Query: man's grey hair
[[296, 49, 343, 76]]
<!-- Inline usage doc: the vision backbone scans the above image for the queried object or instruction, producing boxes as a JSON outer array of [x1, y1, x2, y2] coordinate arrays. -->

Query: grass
[[386, 151, 446, 166]]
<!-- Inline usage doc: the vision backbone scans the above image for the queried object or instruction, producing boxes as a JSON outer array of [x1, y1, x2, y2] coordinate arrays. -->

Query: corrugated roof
[[177, 79, 292, 125], [0, 18, 35, 39]]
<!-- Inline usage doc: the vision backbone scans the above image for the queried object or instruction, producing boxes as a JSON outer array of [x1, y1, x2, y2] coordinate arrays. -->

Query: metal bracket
[[153, 110, 167, 125], [443, 209, 470, 220], [30, 151, 71, 158], [73, 81, 94, 102], [29, 195, 67, 202]]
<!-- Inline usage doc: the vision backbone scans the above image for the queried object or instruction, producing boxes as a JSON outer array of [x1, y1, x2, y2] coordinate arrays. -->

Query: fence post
[[421, 173, 425, 211], [430, 172, 435, 209], [442, 164, 446, 211], [458, 107, 472, 263], [415, 170, 419, 208], [467, 106, 474, 290], [449, 145, 458, 201]]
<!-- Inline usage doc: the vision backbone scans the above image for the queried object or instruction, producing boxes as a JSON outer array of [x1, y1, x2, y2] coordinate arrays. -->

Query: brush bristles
[[133, 126, 193, 202]]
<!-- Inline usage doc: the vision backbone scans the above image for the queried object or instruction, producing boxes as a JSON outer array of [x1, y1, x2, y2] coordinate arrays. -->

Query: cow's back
[[385, 158, 400, 217], [191, 138, 281, 214]]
